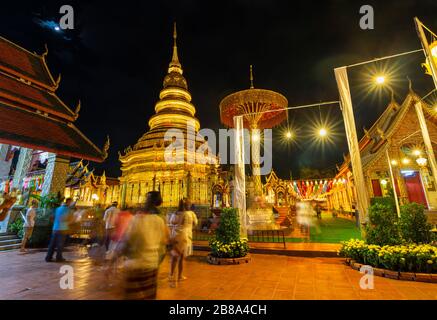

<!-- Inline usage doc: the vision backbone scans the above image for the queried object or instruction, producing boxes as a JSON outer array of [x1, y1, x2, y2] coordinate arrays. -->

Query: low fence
[[247, 229, 286, 248], [193, 228, 286, 248]]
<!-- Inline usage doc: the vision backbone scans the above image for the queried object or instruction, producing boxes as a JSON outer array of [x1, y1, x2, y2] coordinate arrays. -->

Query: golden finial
[[249, 65, 254, 89], [168, 22, 182, 73]]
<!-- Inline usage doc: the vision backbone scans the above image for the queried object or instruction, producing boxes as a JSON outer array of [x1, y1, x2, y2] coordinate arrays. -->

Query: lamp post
[[334, 46, 428, 234], [385, 149, 401, 218]]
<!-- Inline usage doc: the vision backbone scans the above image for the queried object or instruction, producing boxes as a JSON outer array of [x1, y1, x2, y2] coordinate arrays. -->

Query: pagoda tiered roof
[[0, 36, 57, 90], [0, 35, 106, 162]]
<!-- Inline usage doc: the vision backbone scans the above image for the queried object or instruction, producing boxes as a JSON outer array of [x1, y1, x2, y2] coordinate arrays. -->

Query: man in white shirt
[[103, 201, 120, 250], [20, 200, 37, 252]]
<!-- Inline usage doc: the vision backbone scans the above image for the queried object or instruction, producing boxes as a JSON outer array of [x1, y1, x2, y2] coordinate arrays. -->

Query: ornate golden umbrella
[[219, 66, 288, 196]]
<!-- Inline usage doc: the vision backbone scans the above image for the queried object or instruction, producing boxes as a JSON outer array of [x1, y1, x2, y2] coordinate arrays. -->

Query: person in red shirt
[[113, 207, 134, 243]]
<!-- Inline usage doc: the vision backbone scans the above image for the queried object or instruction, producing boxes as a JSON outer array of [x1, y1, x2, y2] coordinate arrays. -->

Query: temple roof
[[0, 101, 104, 162], [337, 88, 435, 176], [0, 36, 57, 90], [0, 72, 75, 121], [0, 36, 106, 162]]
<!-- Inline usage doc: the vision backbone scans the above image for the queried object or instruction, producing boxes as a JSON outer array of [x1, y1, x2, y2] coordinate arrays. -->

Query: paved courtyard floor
[[0, 248, 436, 300]]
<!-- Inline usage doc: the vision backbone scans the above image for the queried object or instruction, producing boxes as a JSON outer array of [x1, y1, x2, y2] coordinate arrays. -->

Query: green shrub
[[365, 203, 401, 246], [370, 196, 395, 212], [214, 207, 240, 243], [8, 218, 24, 238], [399, 203, 433, 244], [29, 192, 62, 209], [209, 207, 249, 258]]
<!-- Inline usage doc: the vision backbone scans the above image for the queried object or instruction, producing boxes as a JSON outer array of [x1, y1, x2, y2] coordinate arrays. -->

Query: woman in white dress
[[169, 198, 198, 284]]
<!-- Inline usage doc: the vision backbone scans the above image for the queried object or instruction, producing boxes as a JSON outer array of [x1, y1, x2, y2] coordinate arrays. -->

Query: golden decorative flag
[[415, 17, 437, 89]]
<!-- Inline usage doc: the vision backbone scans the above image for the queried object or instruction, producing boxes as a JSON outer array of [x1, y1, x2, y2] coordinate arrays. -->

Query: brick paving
[[0, 248, 436, 300]]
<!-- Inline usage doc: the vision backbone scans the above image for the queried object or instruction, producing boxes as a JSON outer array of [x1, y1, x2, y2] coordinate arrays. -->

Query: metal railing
[[192, 228, 286, 248], [247, 229, 286, 248]]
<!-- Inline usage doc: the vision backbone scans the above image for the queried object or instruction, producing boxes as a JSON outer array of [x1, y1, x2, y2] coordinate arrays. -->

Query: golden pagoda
[[119, 24, 218, 208]]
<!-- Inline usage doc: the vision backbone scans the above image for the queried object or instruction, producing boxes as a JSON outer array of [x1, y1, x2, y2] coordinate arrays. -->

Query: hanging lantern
[[416, 157, 428, 167]]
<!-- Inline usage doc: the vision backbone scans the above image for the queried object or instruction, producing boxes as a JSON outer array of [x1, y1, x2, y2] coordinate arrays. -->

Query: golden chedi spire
[[163, 22, 187, 89], [118, 23, 218, 208], [168, 22, 182, 73]]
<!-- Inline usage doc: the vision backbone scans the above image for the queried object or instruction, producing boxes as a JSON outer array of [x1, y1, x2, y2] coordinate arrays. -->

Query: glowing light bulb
[[380, 179, 387, 185], [391, 160, 398, 166], [54, 26, 60, 31], [319, 128, 327, 137], [402, 158, 410, 165], [413, 150, 421, 156], [285, 131, 293, 139], [376, 76, 385, 84], [252, 133, 260, 142]]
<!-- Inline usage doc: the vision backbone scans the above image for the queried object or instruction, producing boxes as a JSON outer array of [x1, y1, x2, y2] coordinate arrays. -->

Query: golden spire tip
[[249, 65, 254, 89]]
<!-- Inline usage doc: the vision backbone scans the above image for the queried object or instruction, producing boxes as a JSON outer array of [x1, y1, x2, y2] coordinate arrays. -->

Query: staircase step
[[0, 239, 21, 246], [0, 234, 17, 241], [0, 243, 21, 251]]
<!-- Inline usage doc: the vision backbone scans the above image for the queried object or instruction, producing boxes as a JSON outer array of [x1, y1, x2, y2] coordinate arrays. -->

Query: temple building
[[64, 161, 120, 207], [118, 25, 219, 208], [327, 86, 437, 212], [0, 36, 107, 231]]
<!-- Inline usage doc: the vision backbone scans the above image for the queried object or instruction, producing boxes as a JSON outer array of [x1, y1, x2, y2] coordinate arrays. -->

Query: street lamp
[[402, 157, 411, 165], [375, 75, 386, 84], [416, 157, 428, 167], [319, 128, 327, 137]]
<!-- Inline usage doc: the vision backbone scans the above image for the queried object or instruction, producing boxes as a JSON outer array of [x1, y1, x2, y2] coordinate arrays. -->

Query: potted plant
[[207, 207, 250, 265]]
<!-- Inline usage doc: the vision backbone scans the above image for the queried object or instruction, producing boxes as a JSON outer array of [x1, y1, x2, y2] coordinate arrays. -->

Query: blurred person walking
[[118, 191, 168, 300], [103, 201, 120, 251], [168, 198, 198, 286], [45, 198, 74, 262], [105, 207, 134, 279], [20, 200, 37, 252]]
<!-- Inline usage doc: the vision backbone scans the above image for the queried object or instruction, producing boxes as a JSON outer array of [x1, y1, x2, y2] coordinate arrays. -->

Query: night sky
[[1, 0, 436, 179]]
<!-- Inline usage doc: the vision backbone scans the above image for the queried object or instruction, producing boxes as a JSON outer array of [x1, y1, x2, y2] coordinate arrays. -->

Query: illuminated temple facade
[[118, 25, 219, 208]]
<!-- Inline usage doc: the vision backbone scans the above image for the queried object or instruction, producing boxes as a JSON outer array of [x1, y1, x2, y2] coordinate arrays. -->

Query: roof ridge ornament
[[377, 126, 385, 139], [102, 135, 110, 160], [407, 76, 413, 93], [55, 74, 61, 88], [74, 100, 81, 120], [42, 44, 48, 58], [364, 127, 371, 139]]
